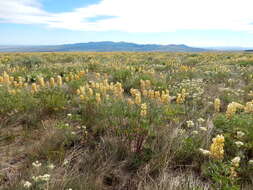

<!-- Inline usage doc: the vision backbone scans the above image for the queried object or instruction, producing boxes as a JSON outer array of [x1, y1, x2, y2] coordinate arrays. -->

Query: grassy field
[[0, 52, 253, 190]]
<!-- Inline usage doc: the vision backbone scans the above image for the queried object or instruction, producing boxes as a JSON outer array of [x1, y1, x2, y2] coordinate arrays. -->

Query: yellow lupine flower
[[134, 93, 141, 105], [226, 102, 244, 118], [57, 75, 62, 86], [140, 103, 147, 117], [49, 77, 55, 88], [95, 93, 101, 103], [31, 83, 38, 93], [38, 77, 45, 87], [210, 134, 225, 160], [244, 101, 253, 113], [214, 98, 221, 112]]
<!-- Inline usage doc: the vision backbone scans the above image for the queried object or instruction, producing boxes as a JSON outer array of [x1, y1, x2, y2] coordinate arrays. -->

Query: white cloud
[[1, 0, 253, 33]]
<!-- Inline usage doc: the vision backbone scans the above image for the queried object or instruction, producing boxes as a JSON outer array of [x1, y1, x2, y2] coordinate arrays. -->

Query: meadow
[[0, 52, 253, 190]]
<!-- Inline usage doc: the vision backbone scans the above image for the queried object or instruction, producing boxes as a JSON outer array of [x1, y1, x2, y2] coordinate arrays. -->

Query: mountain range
[[0, 41, 207, 52], [0, 41, 252, 52]]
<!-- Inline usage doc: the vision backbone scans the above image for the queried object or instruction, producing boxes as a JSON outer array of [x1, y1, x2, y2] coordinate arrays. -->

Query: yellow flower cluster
[[161, 90, 170, 104], [5, 66, 25, 73], [230, 156, 240, 179], [38, 77, 45, 87], [64, 70, 87, 82], [142, 89, 170, 103], [57, 75, 63, 86], [214, 98, 221, 112], [31, 83, 38, 93], [8, 88, 20, 95], [226, 102, 244, 118], [0, 71, 11, 85], [179, 65, 194, 72], [0, 72, 29, 89], [89, 80, 124, 98], [140, 103, 147, 117], [176, 89, 186, 104], [77, 79, 124, 103], [1, 69, 87, 95], [244, 100, 253, 113], [113, 82, 124, 98], [130, 88, 141, 105], [210, 134, 225, 160], [95, 93, 101, 103], [140, 79, 151, 90]]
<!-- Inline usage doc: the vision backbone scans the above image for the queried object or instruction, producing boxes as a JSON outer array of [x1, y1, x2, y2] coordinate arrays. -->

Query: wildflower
[[214, 98, 221, 112], [134, 93, 141, 105], [32, 176, 39, 182], [32, 160, 42, 168], [176, 89, 186, 104], [235, 141, 244, 148], [197, 118, 205, 123], [63, 159, 69, 166], [3, 71, 10, 84], [236, 131, 245, 138], [226, 102, 244, 118], [199, 127, 207, 132], [178, 129, 186, 135], [244, 101, 253, 113], [80, 94, 85, 100], [95, 93, 101, 103], [161, 90, 170, 104], [49, 77, 55, 87], [127, 98, 134, 105], [57, 75, 63, 86], [230, 166, 238, 178], [231, 156, 241, 167], [31, 83, 38, 93], [199, 148, 210, 156], [192, 130, 199, 135], [140, 103, 147, 117], [154, 91, 160, 99], [248, 160, 253, 165], [67, 113, 72, 117], [23, 181, 32, 188], [40, 174, 50, 182], [48, 163, 55, 170], [114, 82, 124, 97], [32, 174, 51, 182], [38, 77, 45, 87], [87, 88, 93, 96], [210, 134, 225, 160], [186, 120, 194, 128]]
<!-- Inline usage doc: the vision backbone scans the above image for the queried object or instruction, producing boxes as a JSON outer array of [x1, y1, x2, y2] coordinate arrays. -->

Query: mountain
[[0, 41, 207, 52]]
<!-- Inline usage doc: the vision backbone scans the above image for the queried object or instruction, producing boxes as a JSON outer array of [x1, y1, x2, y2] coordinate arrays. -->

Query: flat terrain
[[0, 52, 253, 189]]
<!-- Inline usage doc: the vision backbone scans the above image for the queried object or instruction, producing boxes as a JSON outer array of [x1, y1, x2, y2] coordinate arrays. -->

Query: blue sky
[[1, 0, 253, 47]]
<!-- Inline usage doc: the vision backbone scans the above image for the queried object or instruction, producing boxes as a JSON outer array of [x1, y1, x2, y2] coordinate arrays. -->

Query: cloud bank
[[1, 0, 253, 33]]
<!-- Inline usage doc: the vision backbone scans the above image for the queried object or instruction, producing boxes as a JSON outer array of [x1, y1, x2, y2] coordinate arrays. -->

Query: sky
[[1, 0, 253, 47]]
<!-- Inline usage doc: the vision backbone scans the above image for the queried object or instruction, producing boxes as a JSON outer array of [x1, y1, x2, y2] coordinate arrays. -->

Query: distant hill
[[0, 41, 207, 52]]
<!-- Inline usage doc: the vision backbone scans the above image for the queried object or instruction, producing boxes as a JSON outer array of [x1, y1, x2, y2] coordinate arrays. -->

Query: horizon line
[[1, 41, 253, 49]]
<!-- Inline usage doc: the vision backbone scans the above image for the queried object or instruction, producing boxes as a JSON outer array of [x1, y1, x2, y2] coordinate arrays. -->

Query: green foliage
[[1, 52, 253, 189], [36, 88, 68, 114], [202, 161, 240, 190]]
